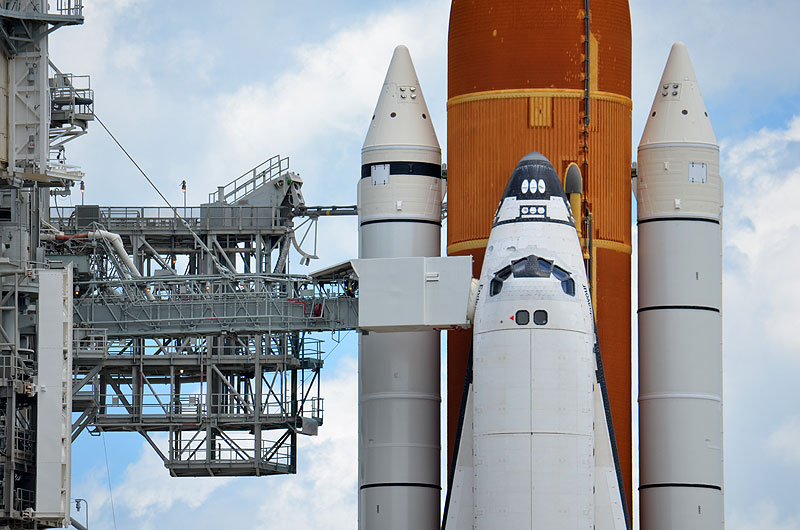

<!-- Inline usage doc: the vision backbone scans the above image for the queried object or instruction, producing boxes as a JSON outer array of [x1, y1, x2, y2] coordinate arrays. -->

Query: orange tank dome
[[448, 0, 631, 98]]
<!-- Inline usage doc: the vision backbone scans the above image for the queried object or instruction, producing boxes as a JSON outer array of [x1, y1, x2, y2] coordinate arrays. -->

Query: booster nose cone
[[500, 152, 566, 202], [640, 42, 717, 147], [362, 45, 441, 166]]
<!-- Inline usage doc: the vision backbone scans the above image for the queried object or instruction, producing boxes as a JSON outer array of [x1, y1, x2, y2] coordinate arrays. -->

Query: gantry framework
[[47, 155, 359, 478], [69, 272, 357, 477], [0, 2, 90, 527], [0, 2, 362, 526]]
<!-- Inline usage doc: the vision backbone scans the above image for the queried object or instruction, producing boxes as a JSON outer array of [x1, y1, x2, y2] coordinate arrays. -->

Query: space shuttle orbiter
[[443, 153, 629, 530]]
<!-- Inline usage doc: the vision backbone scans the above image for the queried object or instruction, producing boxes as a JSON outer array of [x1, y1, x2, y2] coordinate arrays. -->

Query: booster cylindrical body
[[637, 43, 724, 530], [446, 2, 633, 506], [358, 45, 443, 530]]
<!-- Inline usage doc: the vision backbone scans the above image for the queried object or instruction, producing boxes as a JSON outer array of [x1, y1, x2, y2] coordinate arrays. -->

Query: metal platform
[[68, 271, 357, 478], [72, 274, 357, 337], [0, 0, 362, 513], [49, 156, 361, 480]]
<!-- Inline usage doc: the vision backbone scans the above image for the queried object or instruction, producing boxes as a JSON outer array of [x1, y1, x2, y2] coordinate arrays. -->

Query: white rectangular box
[[351, 256, 473, 332], [35, 269, 72, 526]]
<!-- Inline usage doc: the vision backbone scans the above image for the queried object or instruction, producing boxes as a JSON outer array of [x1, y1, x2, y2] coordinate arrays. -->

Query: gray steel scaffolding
[[0, 1, 85, 527], [46, 155, 359, 480], [0, 0, 363, 522], [70, 273, 357, 477]]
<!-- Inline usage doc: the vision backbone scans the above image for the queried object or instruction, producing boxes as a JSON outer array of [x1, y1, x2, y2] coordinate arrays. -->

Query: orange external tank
[[446, 0, 633, 511]]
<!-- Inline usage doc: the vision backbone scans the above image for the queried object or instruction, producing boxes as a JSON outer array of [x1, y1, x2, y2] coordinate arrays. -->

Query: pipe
[[70, 516, 88, 530], [42, 230, 155, 300]]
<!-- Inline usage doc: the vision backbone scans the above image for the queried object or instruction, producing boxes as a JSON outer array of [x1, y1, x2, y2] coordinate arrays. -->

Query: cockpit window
[[552, 265, 576, 295], [489, 264, 513, 296], [511, 255, 552, 278], [489, 254, 577, 297], [552, 265, 569, 281]]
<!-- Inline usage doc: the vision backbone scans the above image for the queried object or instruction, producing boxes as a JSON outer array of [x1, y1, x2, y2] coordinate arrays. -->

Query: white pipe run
[[41, 230, 155, 301]]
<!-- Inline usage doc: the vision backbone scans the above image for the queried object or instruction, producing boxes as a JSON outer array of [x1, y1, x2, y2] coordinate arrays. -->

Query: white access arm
[[351, 256, 474, 332]]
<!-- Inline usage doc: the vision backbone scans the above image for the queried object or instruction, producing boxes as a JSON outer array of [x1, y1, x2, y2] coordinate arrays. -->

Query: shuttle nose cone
[[362, 45, 441, 166], [500, 152, 566, 202], [639, 42, 717, 148]]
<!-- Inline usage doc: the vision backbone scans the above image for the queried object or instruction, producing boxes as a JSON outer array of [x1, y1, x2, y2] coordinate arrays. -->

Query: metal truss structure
[[70, 272, 356, 478], [46, 156, 359, 479], [0, 2, 361, 527]]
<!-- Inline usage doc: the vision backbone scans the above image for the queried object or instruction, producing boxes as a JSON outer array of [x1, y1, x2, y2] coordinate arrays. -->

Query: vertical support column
[[290, 360, 297, 473], [8, 16, 49, 175], [205, 336, 214, 464], [254, 336, 262, 474], [35, 268, 72, 527], [2, 392, 14, 515]]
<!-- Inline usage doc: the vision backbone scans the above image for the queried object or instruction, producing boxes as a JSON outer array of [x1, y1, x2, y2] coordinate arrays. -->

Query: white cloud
[[192, 0, 448, 272], [633, 0, 800, 90], [162, 30, 221, 85], [50, 0, 143, 73], [716, 116, 800, 527], [203, 1, 449, 195], [113, 437, 233, 518], [722, 116, 800, 355], [767, 416, 800, 466], [728, 501, 800, 530]]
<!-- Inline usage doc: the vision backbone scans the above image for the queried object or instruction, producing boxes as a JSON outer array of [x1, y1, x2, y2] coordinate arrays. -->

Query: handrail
[[48, 204, 285, 232], [208, 154, 289, 204]]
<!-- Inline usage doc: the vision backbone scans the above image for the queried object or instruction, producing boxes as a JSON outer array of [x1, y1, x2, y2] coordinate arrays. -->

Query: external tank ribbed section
[[448, 1, 631, 96], [446, 94, 631, 251]]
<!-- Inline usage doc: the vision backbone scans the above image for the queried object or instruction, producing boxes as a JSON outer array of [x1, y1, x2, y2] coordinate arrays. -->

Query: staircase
[[208, 154, 290, 204]]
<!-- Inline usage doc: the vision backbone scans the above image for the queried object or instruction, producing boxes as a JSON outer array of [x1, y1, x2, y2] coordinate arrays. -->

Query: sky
[[47, 1, 800, 529]]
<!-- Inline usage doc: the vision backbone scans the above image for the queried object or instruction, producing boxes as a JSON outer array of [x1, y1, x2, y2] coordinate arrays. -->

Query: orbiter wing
[[592, 332, 631, 530], [442, 351, 473, 530]]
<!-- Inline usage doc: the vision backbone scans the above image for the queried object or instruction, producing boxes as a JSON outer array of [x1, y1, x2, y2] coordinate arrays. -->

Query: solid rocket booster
[[444, 153, 625, 529], [357, 45, 443, 530], [637, 42, 724, 529]]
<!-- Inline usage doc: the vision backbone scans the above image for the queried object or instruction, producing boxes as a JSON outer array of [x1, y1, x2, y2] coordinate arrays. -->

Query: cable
[[94, 114, 231, 276], [322, 330, 352, 361], [101, 432, 118, 530]]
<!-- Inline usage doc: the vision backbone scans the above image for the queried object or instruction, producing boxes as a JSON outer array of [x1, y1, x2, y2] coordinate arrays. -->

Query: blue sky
[[49, 1, 800, 529]]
